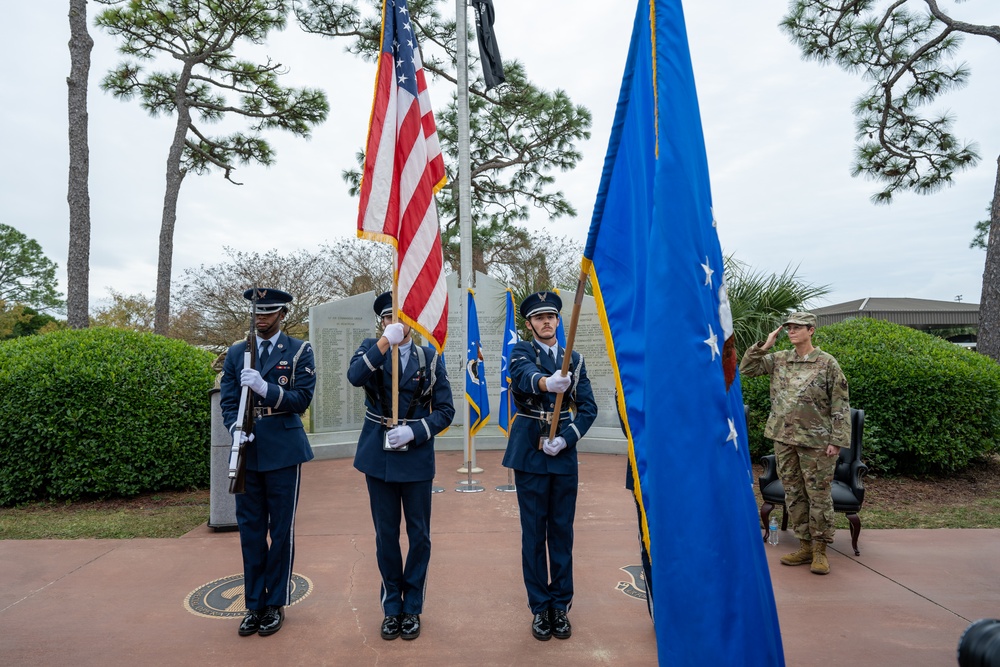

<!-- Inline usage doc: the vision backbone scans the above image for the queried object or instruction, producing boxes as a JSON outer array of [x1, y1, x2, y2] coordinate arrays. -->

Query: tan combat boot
[[810, 541, 830, 575], [779, 539, 813, 566]]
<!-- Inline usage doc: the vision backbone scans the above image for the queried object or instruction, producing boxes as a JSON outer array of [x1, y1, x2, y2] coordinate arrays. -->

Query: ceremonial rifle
[[228, 288, 259, 494]]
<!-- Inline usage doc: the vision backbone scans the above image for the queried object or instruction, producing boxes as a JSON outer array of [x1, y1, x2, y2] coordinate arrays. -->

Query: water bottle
[[767, 516, 780, 546]]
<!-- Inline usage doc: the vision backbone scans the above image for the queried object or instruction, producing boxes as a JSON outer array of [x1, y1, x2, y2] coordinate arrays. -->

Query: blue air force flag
[[582, 1, 783, 664]]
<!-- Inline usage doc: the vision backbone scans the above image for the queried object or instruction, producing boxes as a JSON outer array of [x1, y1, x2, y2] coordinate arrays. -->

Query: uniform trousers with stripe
[[235, 464, 302, 610], [514, 468, 578, 614], [365, 476, 433, 616]]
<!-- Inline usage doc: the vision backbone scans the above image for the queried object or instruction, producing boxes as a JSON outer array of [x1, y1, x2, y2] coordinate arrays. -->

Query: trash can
[[208, 388, 238, 531]]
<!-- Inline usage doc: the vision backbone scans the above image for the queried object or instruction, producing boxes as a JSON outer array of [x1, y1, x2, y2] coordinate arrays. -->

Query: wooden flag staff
[[391, 277, 399, 427], [545, 268, 588, 446]]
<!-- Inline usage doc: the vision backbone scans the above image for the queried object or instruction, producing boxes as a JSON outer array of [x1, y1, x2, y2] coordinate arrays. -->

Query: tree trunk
[[66, 0, 93, 329], [977, 154, 1000, 361], [153, 66, 193, 336]]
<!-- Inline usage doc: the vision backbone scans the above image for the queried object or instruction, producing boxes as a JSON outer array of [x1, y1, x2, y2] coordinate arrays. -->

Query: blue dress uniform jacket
[[502, 340, 598, 473], [347, 338, 454, 482], [502, 339, 598, 615], [220, 332, 316, 471], [218, 332, 315, 611]]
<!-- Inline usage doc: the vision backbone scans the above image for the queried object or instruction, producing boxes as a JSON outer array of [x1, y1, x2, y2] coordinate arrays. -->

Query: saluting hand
[[762, 325, 783, 350]]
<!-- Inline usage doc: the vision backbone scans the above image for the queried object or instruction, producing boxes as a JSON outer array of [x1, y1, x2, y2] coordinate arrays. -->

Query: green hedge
[[0, 328, 216, 505], [742, 318, 1000, 475]]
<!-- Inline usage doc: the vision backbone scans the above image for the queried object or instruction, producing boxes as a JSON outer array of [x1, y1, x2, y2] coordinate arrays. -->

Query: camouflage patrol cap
[[782, 311, 817, 327]]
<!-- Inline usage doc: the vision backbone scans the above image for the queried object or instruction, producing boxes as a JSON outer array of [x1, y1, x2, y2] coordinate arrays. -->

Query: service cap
[[373, 291, 393, 318], [520, 291, 562, 319], [243, 287, 292, 314]]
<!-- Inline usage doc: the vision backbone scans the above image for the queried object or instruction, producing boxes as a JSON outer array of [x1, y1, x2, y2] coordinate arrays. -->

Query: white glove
[[386, 425, 415, 449], [239, 431, 255, 445], [240, 368, 268, 397], [545, 371, 572, 394], [384, 322, 405, 346], [543, 436, 567, 456]]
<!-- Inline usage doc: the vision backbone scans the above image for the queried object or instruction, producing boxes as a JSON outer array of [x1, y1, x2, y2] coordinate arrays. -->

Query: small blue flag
[[498, 288, 519, 435], [466, 289, 490, 436], [554, 288, 567, 348]]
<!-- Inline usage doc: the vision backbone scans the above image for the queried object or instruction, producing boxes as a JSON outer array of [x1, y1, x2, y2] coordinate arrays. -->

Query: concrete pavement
[[2, 450, 997, 666]]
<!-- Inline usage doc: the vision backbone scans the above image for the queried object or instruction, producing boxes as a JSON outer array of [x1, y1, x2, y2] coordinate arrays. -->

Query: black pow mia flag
[[471, 0, 505, 91]]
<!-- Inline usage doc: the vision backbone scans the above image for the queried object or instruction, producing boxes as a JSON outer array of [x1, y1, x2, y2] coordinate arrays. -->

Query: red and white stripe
[[358, 9, 448, 352]]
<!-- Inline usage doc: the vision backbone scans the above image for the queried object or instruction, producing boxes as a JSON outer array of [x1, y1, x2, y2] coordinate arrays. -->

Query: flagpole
[[496, 388, 516, 492], [456, 0, 477, 475], [391, 268, 400, 426], [545, 268, 588, 445]]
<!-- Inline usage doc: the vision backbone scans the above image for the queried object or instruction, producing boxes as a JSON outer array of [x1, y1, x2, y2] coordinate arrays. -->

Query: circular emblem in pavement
[[184, 573, 313, 618], [616, 564, 648, 601]]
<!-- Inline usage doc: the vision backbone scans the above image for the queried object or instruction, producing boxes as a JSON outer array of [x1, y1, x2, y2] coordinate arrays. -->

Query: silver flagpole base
[[431, 484, 445, 494], [457, 466, 484, 474], [496, 468, 516, 492], [456, 461, 483, 492]]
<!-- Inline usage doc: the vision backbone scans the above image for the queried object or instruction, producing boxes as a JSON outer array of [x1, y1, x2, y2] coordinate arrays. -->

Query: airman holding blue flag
[[503, 290, 598, 641]]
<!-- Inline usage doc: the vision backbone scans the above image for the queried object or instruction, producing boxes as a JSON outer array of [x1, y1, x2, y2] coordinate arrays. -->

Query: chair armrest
[[850, 460, 868, 504], [849, 460, 867, 488], [759, 454, 778, 488]]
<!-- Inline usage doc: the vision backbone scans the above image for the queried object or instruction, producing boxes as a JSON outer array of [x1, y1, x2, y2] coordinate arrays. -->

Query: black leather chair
[[758, 408, 867, 556]]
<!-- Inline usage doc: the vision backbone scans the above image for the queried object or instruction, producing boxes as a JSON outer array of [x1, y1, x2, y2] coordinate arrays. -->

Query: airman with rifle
[[219, 287, 316, 637]]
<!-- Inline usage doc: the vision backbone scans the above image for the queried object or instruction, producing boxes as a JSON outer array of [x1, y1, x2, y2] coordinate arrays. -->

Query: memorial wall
[[308, 273, 626, 456]]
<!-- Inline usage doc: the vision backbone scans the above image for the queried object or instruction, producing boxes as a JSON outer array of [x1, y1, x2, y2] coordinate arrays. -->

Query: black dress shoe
[[381, 615, 402, 640], [400, 613, 421, 640], [257, 606, 284, 636], [238, 610, 261, 636], [531, 610, 552, 641], [551, 609, 572, 639]]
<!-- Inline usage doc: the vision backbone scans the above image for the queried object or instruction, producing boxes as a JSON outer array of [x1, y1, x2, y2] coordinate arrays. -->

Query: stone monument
[[307, 272, 626, 460]]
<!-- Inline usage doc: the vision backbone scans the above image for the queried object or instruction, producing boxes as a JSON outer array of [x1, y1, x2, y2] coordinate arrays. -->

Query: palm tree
[[725, 256, 830, 356]]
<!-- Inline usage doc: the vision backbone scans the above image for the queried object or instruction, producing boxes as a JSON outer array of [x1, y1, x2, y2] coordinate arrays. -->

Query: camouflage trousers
[[774, 441, 837, 544]]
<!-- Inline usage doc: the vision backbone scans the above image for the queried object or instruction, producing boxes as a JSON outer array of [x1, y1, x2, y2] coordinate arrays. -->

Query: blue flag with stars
[[466, 289, 490, 437], [582, 1, 783, 664], [498, 288, 518, 436], [554, 288, 567, 348]]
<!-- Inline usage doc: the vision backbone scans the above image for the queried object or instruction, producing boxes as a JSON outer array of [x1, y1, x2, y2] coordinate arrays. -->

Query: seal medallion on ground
[[184, 573, 313, 618], [616, 564, 648, 601]]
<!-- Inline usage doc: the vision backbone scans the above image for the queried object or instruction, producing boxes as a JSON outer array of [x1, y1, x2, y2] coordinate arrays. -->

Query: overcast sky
[[3, 1, 998, 313]]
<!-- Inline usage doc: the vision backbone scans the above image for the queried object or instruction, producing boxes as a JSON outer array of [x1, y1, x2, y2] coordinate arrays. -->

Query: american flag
[[358, 0, 448, 351]]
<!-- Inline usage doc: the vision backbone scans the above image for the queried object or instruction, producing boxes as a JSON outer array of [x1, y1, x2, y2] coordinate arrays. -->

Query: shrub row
[[742, 318, 1000, 475], [0, 327, 217, 505]]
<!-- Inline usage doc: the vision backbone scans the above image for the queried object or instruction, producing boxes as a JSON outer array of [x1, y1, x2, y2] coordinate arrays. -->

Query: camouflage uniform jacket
[[740, 343, 851, 450]]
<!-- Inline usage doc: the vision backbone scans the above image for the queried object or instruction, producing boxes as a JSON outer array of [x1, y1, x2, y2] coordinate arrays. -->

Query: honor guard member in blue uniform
[[503, 291, 598, 641], [220, 288, 316, 637], [347, 292, 455, 641]]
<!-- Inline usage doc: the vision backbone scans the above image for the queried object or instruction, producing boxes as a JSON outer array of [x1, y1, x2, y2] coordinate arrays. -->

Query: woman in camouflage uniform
[[740, 311, 851, 575]]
